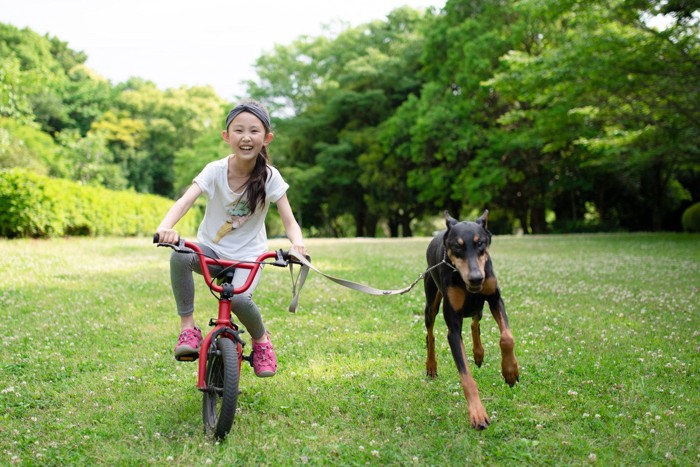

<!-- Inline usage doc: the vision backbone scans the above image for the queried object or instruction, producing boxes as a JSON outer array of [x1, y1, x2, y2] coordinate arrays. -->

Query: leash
[[285, 250, 455, 313]]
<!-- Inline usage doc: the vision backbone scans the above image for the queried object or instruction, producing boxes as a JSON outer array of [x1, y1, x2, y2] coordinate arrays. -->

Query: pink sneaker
[[252, 334, 277, 377], [174, 327, 202, 360]]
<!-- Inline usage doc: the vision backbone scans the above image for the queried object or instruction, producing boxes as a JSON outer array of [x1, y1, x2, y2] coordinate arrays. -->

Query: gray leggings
[[170, 244, 266, 340]]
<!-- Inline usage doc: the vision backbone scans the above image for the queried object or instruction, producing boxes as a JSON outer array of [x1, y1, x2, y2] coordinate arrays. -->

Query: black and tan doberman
[[424, 210, 519, 429]]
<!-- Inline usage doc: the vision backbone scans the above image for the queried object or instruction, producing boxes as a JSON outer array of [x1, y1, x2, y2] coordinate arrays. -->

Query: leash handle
[[286, 251, 311, 313]]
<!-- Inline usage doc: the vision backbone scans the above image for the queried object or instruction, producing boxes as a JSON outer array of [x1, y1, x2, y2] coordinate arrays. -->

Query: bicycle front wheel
[[202, 337, 239, 439]]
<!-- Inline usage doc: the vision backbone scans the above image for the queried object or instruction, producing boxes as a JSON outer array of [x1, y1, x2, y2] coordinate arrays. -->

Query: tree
[[248, 7, 432, 236], [55, 129, 127, 190], [488, 0, 700, 231], [0, 22, 231, 201], [0, 117, 59, 174], [403, 0, 524, 225], [115, 79, 227, 196], [0, 55, 36, 124]]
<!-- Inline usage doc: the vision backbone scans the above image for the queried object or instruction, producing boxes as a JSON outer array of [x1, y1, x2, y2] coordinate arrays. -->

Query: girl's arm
[[156, 183, 203, 243], [276, 194, 307, 256]]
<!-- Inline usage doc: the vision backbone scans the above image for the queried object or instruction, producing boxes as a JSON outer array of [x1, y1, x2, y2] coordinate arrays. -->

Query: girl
[[156, 100, 306, 377]]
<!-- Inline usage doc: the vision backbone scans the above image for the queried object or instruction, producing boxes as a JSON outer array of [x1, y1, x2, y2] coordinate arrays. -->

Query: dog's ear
[[444, 211, 458, 230], [477, 209, 492, 243], [476, 209, 489, 229]]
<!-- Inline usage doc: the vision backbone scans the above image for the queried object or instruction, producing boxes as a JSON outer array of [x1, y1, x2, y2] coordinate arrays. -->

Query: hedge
[[0, 168, 198, 238], [681, 202, 700, 233]]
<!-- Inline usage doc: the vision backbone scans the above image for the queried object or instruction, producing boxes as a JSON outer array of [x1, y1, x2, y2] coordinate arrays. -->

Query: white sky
[[3, 0, 444, 100]]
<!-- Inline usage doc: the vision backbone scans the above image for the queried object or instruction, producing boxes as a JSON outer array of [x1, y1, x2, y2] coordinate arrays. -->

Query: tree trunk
[[366, 216, 378, 237], [530, 204, 547, 234], [388, 218, 399, 237], [401, 216, 413, 237], [517, 210, 528, 234]]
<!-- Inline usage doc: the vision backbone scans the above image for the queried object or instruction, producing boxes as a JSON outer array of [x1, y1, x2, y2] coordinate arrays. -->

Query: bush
[[681, 202, 700, 233], [0, 168, 198, 238]]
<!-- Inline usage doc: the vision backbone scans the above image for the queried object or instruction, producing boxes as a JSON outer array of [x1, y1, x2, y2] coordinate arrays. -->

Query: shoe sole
[[174, 346, 200, 360]]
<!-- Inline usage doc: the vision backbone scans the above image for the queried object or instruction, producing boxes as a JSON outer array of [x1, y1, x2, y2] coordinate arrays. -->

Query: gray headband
[[225, 103, 271, 131]]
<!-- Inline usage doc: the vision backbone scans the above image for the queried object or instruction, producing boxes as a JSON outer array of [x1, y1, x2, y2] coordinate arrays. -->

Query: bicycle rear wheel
[[202, 337, 239, 439]]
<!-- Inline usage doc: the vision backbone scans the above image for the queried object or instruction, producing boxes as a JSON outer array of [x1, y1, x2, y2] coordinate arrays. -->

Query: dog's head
[[443, 210, 492, 293]]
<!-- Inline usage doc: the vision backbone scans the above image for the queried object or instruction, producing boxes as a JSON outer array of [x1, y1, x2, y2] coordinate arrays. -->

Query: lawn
[[1, 233, 698, 465]]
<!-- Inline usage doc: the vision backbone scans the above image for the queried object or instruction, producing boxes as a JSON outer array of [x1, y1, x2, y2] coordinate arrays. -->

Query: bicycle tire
[[202, 337, 239, 439]]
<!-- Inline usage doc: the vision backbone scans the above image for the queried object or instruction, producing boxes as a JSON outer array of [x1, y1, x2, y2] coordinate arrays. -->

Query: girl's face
[[222, 111, 273, 163]]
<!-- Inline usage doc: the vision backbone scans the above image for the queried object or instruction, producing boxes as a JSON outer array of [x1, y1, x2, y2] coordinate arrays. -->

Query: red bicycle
[[154, 235, 303, 439]]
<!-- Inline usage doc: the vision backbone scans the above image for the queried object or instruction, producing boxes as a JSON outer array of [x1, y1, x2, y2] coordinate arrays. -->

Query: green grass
[[1, 234, 698, 465]]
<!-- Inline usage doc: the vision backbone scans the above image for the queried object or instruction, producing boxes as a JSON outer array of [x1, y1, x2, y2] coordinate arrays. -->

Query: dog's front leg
[[424, 278, 442, 378], [445, 317, 490, 430], [489, 295, 520, 387], [471, 317, 484, 367]]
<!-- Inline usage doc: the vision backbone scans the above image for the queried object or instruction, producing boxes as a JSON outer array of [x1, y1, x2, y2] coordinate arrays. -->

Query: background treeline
[[2, 0, 699, 238]]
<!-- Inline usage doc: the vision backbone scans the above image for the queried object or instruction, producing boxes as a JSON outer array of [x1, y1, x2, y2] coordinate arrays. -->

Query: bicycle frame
[[180, 241, 280, 392]]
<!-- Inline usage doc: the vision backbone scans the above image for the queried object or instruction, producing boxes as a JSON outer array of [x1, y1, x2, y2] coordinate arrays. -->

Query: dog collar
[[442, 251, 457, 272]]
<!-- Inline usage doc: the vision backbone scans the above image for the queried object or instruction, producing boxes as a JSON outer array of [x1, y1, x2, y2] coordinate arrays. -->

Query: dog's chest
[[443, 282, 486, 316]]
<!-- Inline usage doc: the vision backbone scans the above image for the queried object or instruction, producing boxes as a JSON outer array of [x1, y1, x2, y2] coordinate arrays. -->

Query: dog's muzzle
[[466, 279, 484, 293]]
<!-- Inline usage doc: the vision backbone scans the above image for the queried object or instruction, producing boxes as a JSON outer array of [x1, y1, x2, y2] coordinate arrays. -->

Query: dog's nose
[[468, 271, 484, 286]]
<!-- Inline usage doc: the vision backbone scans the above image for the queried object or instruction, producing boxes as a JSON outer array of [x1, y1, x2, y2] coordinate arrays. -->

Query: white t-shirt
[[193, 155, 289, 260]]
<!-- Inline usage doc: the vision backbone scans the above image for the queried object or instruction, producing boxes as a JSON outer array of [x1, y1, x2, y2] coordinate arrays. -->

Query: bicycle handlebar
[[153, 233, 303, 295]]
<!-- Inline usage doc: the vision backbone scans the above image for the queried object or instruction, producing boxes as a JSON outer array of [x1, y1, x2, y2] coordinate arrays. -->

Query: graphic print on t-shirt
[[213, 198, 251, 243]]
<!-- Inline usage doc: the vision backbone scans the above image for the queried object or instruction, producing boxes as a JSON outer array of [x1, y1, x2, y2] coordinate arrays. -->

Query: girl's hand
[[156, 227, 179, 244], [290, 243, 307, 258]]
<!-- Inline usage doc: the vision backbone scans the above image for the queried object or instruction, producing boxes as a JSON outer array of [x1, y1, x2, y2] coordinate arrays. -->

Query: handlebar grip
[[153, 233, 181, 245]]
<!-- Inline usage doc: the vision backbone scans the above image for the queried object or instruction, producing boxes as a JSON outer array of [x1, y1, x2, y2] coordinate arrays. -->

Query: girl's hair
[[246, 145, 271, 215], [226, 99, 272, 215]]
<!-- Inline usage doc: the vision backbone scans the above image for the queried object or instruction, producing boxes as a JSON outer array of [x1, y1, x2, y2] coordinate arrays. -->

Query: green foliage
[[0, 117, 59, 174], [485, 0, 700, 231], [0, 23, 85, 132], [55, 130, 127, 189], [47, 64, 116, 135], [1, 22, 229, 200], [2, 1, 699, 237], [248, 7, 431, 235], [681, 202, 700, 232], [246, 0, 698, 235], [0, 168, 197, 238], [173, 125, 229, 194], [0, 55, 37, 124], [0, 23, 73, 75], [114, 79, 228, 196]]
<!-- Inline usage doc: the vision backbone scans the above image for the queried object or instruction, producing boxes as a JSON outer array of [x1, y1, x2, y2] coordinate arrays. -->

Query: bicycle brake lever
[[171, 240, 190, 253], [153, 233, 187, 252], [273, 249, 289, 267]]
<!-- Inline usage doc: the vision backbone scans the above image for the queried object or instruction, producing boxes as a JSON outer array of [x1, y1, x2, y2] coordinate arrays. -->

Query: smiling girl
[[156, 100, 306, 377]]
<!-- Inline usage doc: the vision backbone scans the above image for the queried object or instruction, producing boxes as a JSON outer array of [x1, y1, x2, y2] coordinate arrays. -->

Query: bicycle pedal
[[175, 354, 199, 362], [242, 353, 254, 367]]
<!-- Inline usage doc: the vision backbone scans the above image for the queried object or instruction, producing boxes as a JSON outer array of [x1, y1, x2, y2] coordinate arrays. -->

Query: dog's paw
[[468, 404, 491, 430], [502, 358, 520, 387], [473, 348, 484, 368], [426, 360, 438, 379]]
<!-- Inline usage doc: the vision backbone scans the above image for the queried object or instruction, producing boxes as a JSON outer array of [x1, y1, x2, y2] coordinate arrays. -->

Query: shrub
[[681, 202, 700, 233], [0, 168, 198, 238]]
